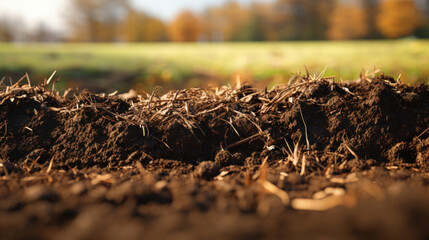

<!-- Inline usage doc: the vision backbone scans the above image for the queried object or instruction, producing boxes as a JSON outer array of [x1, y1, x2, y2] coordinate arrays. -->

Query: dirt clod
[[214, 150, 234, 167], [194, 161, 220, 180], [23, 185, 58, 203]]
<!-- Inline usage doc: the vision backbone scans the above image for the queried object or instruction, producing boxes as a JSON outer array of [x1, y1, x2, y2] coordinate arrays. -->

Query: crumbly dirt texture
[[0, 74, 429, 240]]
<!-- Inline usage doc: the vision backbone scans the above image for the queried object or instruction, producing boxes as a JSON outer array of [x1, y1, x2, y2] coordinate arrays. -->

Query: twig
[[226, 131, 267, 150], [232, 111, 263, 133], [0, 159, 9, 177], [325, 151, 347, 158], [262, 79, 326, 113], [259, 156, 268, 181], [147, 86, 160, 109], [229, 117, 241, 137], [196, 104, 224, 116], [169, 90, 180, 107], [314, 65, 328, 81], [259, 180, 290, 205], [417, 128, 429, 139], [27, 155, 41, 173], [244, 170, 252, 187], [11, 74, 27, 88], [25, 73, 31, 86], [300, 155, 306, 176], [344, 142, 359, 159], [46, 70, 57, 85], [46, 157, 54, 174], [215, 117, 241, 137], [135, 161, 146, 176], [299, 107, 310, 155], [98, 107, 140, 125], [291, 195, 355, 211], [304, 66, 310, 78], [284, 139, 293, 155]]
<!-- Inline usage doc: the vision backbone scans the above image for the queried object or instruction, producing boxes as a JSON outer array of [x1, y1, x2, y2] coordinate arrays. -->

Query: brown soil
[[0, 74, 428, 240]]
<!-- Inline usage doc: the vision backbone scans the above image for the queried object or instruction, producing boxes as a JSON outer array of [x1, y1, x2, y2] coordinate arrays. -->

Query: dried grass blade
[[46, 157, 54, 174], [259, 180, 290, 205], [46, 70, 57, 85], [300, 155, 306, 176], [291, 195, 355, 211]]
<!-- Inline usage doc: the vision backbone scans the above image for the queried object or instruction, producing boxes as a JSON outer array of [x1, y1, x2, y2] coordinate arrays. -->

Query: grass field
[[0, 40, 428, 92]]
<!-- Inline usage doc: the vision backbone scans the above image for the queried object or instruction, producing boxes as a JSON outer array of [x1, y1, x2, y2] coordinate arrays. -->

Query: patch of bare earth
[[0, 73, 428, 240]]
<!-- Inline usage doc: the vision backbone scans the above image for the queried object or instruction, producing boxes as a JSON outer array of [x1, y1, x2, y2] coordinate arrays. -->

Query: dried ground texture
[[0, 74, 428, 240]]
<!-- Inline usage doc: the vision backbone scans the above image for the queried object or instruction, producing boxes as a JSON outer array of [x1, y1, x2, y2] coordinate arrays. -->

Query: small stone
[[194, 161, 220, 180], [106, 181, 133, 204], [154, 180, 168, 191], [23, 185, 57, 203], [125, 150, 139, 164], [70, 183, 87, 195]]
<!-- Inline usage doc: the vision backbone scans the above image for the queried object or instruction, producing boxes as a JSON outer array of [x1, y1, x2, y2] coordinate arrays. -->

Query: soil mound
[[1, 74, 427, 170], [0, 74, 428, 239]]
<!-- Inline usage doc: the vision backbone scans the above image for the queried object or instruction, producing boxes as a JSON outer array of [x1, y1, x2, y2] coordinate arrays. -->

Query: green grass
[[0, 40, 428, 92]]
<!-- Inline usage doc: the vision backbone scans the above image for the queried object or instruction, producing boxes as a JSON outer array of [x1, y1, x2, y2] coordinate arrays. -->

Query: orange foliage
[[122, 11, 167, 42], [67, 0, 130, 42], [0, 19, 14, 41], [327, 1, 368, 40], [377, 0, 423, 38], [200, 7, 224, 41], [201, 2, 252, 41], [219, 2, 251, 41], [168, 10, 202, 42], [61, 0, 429, 42], [266, 0, 335, 40]]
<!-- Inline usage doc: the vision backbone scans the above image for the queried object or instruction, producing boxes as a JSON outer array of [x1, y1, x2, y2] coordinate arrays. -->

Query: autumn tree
[[168, 10, 202, 42], [122, 11, 167, 42], [0, 16, 30, 42], [327, 0, 369, 40], [266, 0, 334, 40], [265, 0, 297, 40], [66, 0, 130, 42], [219, 1, 252, 41], [201, 2, 252, 41], [362, 0, 382, 38], [26, 23, 63, 42], [201, 6, 224, 41], [416, 0, 429, 38], [377, 0, 423, 38], [0, 18, 14, 42], [237, 3, 271, 41]]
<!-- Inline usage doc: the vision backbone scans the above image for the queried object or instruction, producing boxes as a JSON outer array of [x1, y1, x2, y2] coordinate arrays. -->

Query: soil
[[0, 74, 428, 240]]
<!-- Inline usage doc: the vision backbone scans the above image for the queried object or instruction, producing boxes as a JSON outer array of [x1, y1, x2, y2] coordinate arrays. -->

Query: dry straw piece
[[291, 194, 356, 211]]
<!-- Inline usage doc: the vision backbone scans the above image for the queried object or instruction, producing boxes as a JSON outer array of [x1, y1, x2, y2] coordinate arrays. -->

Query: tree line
[[1, 0, 428, 42]]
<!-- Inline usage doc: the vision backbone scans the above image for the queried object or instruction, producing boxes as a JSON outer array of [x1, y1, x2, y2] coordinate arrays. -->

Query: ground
[[0, 73, 428, 239]]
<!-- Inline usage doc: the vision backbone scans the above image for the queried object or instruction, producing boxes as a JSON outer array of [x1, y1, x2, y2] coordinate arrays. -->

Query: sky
[[0, 0, 274, 33]]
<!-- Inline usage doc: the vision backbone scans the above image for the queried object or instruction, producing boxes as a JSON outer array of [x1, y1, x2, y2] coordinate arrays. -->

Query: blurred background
[[0, 0, 428, 92]]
